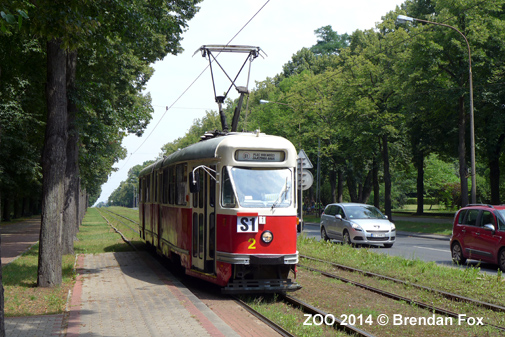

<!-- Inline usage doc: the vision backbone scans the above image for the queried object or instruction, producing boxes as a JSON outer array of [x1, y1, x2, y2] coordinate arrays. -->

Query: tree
[[3, 0, 203, 287], [108, 163, 152, 207], [310, 25, 350, 55], [37, 38, 68, 286], [400, 0, 505, 205], [162, 110, 222, 156]]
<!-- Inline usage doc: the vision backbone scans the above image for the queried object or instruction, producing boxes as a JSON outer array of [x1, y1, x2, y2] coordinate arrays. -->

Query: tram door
[[191, 165, 216, 273]]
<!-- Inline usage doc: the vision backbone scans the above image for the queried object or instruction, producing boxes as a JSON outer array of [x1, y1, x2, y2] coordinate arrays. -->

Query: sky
[[93, 0, 405, 205]]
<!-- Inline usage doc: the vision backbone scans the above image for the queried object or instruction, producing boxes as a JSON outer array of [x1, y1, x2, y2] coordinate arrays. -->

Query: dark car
[[450, 204, 505, 272], [320, 203, 396, 248]]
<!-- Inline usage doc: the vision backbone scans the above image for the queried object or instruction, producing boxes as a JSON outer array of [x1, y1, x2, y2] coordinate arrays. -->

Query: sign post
[[297, 150, 313, 232]]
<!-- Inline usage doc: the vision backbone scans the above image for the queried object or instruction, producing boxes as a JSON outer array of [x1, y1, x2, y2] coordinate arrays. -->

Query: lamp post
[[397, 15, 476, 204]]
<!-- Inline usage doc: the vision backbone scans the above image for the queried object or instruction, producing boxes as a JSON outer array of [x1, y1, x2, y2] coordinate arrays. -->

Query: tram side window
[[154, 172, 158, 203], [162, 168, 169, 204], [221, 168, 236, 208], [176, 163, 187, 205], [168, 166, 175, 204], [209, 165, 216, 207], [145, 175, 151, 202]]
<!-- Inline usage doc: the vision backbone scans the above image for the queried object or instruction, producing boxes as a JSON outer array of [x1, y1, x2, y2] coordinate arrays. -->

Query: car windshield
[[229, 167, 292, 208], [344, 205, 386, 219]]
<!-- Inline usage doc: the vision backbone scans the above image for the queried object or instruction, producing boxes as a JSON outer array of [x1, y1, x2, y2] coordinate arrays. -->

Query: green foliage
[[0, 0, 202, 215], [161, 110, 222, 156], [310, 25, 350, 55], [107, 162, 153, 207]]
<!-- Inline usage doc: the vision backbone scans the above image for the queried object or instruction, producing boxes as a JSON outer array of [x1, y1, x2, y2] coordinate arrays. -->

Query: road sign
[[298, 170, 313, 191], [297, 149, 313, 169]]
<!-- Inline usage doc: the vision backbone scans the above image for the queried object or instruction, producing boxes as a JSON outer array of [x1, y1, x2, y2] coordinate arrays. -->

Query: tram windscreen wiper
[[271, 178, 290, 210]]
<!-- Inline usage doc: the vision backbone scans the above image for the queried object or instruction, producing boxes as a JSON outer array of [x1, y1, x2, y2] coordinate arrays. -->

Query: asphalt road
[[301, 222, 503, 277]]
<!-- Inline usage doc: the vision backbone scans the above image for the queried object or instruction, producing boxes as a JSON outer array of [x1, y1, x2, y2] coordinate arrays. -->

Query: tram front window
[[227, 167, 292, 208]]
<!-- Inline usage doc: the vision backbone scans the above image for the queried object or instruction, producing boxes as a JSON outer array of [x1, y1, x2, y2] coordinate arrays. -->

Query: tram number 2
[[237, 216, 258, 233]]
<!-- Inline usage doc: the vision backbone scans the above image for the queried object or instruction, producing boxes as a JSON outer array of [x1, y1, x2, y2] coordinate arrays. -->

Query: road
[[1, 217, 40, 265], [301, 222, 503, 277]]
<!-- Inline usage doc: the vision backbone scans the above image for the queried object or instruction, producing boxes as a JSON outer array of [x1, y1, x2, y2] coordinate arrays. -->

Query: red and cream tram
[[138, 130, 301, 293]]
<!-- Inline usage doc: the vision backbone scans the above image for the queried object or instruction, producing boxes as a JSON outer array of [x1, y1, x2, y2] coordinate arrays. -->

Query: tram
[[138, 130, 301, 293]]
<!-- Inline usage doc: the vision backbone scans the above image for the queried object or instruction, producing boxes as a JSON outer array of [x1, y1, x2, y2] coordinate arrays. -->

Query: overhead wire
[[117, 0, 271, 171]]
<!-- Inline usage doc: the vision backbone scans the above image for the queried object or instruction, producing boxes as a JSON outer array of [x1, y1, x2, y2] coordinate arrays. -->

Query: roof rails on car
[[466, 204, 495, 208]]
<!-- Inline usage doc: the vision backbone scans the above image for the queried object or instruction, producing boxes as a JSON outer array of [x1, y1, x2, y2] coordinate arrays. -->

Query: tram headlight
[[261, 230, 273, 243]]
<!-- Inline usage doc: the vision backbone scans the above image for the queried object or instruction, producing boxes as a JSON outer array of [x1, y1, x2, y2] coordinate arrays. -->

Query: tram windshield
[[222, 167, 293, 208]]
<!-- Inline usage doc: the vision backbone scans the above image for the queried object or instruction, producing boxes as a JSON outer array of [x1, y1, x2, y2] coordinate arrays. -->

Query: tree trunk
[[373, 157, 379, 208], [13, 198, 22, 219], [489, 153, 501, 205], [38, 39, 67, 287], [2, 199, 10, 222], [415, 152, 424, 215], [337, 169, 343, 203], [0, 145, 5, 337], [458, 96, 469, 207], [62, 50, 79, 255], [361, 169, 373, 204], [329, 169, 337, 203], [347, 174, 358, 202], [382, 135, 392, 219]]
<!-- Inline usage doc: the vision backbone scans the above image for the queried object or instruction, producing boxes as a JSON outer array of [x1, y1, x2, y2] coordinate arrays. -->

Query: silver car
[[320, 203, 396, 248]]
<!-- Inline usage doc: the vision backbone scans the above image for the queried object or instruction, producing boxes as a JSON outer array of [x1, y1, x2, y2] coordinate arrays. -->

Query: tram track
[[96, 208, 303, 337], [300, 254, 505, 313], [98, 208, 140, 233], [279, 294, 376, 337], [97, 208, 505, 335], [298, 263, 505, 333]]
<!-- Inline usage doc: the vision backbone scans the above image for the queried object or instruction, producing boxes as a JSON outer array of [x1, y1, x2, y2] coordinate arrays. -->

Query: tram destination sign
[[236, 150, 285, 162]]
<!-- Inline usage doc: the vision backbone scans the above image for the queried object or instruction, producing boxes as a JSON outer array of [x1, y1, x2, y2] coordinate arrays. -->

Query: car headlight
[[351, 223, 363, 231], [261, 230, 273, 243], [391, 223, 396, 231]]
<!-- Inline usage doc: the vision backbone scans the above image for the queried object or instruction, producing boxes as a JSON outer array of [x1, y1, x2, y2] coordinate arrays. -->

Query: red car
[[450, 204, 505, 272]]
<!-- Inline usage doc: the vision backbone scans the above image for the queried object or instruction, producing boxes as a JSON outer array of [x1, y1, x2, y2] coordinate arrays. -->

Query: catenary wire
[[118, 0, 271, 171]]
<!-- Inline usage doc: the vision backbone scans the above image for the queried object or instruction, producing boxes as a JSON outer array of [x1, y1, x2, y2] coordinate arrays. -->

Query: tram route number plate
[[237, 216, 267, 233], [237, 216, 258, 233]]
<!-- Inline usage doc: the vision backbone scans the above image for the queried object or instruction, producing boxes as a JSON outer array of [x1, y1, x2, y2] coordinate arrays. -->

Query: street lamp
[[397, 14, 476, 204], [260, 99, 290, 106]]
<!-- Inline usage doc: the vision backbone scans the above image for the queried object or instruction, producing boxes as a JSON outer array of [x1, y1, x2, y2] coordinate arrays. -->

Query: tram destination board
[[236, 150, 285, 162]]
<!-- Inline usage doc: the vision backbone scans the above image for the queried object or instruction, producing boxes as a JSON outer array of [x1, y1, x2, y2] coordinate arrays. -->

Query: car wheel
[[451, 242, 467, 265], [499, 248, 505, 273], [321, 227, 329, 241], [343, 230, 352, 246], [383, 243, 393, 248]]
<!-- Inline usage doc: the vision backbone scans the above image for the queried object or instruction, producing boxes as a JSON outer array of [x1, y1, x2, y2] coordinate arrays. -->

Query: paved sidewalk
[[68, 251, 238, 337], [5, 250, 241, 337], [1, 217, 41, 265], [5, 315, 64, 337]]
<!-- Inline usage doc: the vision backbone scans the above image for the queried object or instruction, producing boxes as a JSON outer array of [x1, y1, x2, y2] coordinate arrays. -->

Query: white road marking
[[414, 246, 448, 253]]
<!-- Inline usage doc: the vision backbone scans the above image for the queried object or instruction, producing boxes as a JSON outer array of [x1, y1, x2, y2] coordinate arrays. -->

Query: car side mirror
[[189, 170, 200, 193], [335, 214, 342, 220], [483, 224, 495, 233]]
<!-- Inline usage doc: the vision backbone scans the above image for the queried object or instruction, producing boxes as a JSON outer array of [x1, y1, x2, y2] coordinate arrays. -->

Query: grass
[[105, 206, 139, 221], [3, 207, 134, 317], [297, 236, 505, 307], [243, 294, 345, 337], [393, 220, 453, 235]]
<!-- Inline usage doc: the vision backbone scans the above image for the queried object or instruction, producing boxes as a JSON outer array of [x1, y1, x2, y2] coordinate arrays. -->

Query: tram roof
[[139, 132, 296, 177]]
